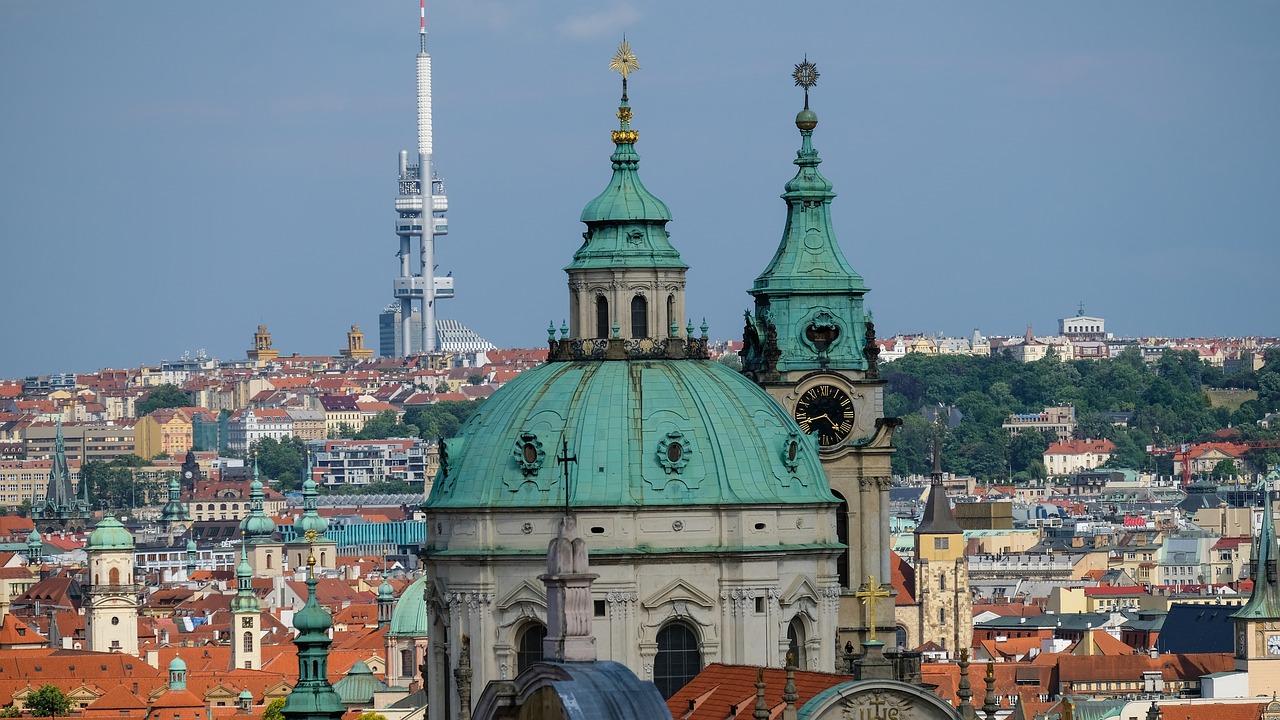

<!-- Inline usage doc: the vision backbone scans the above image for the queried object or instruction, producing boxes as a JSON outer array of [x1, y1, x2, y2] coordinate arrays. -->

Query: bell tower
[[231, 543, 262, 670], [85, 517, 139, 655], [742, 59, 898, 648]]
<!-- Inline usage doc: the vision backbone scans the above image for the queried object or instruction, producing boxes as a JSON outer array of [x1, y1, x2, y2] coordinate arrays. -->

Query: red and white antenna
[[419, 0, 427, 51]]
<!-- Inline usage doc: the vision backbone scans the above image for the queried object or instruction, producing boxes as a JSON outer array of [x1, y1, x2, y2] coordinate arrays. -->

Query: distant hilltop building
[[1060, 304, 1108, 342], [1002, 405, 1077, 440], [246, 325, 279, 363]]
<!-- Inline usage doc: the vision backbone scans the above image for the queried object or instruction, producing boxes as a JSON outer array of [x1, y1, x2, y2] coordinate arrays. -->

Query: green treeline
[[882, 347, 1280, 481]]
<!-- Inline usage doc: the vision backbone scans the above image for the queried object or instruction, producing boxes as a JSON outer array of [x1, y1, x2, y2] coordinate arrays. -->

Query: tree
[[1212, 459, 1239, 478], [25, 684, 71, 719], [716, 353, 743, 371], [356, 411, 419, 441], [252, 436, 307, 490], [135, 384, 191, 417], [261, 697, 286, 720], [466, 374, 486, 386], [0, 704, 21, 718], [355, 713, 388, 720]]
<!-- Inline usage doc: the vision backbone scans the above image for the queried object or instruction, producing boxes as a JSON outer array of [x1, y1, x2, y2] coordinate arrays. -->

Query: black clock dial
[[794, 384, 854, 447]]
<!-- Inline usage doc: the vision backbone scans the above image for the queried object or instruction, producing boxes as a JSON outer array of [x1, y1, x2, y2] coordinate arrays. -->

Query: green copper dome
[[293, 478, 329, 538], [333, 660, 389, 706], [426, 359, 832, 510], [377, 580, 394, 600], [87, 517, 134, 550], [239, 472, 277, 542], [388, 574, 429, 638]]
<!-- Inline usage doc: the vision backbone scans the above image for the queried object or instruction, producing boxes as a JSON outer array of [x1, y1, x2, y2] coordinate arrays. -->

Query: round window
[[111, 617, 119, 625], [522, 443, 538, 464], [667, 443, 683, 463]]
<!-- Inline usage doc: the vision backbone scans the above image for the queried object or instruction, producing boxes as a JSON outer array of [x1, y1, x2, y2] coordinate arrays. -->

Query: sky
[[1, 2, 1278, 378]]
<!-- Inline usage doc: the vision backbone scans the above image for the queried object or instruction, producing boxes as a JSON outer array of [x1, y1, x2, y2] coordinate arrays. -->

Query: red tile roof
[[667, 663, 851, 720]]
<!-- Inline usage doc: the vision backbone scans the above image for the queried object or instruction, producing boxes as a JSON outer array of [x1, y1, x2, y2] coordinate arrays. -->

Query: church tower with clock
[[1233, 480, 1280, 695], [741, 60, 898, 648]]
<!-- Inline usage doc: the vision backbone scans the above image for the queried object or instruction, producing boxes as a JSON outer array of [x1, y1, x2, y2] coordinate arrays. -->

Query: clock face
[[1268, 634, 1280, 656], [184, 470, 194, 480], [242, 616, 254, 628], [794, 384, 854, 447]]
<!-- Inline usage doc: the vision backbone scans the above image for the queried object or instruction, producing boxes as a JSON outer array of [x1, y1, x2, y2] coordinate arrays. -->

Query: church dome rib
[[427, 359, 832, 510]]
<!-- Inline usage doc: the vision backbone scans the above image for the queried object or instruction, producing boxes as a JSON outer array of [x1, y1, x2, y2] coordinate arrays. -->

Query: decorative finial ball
[[796, 108, 818, 131]]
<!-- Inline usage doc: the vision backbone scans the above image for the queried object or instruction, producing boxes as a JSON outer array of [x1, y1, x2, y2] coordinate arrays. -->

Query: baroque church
[[416, 46, 899, 720]]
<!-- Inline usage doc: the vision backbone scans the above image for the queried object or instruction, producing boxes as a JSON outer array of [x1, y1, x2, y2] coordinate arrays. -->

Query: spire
[[161, 471, 188, 524], [239, 454, 276, 544], [43, 421, 76, 514], [26, 528, 42, 565], [231, 541, 260, 613], [294, 451, 330, 541], [745, 59, 870, 376], [916, 474, 962, 535], [281, 541, 345, 720], [1234, 478, 1280, 620], [572, 38, 681, 270], [185, 538, 197, 577]]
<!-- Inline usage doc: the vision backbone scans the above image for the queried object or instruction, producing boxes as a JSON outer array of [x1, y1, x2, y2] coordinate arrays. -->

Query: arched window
[[595, 296, 609, 339], [631, 295, 648, 338], [832, 491, 850, 588], [297, 553, 304, 568], [653, 622, 701, 699], [895, 625, 908, 650], [667, 295, 676, 335], [109, 567, 120, 585], [220, 503, 227, 511], [939, 607, 945, 625], [940, 573, 946, 591], [786, 618, 806, 669], [320, 551, 326, 566], [517, 623, 547, 675], [401, 648, 415, 678], [195, 504, 203, 511], [243, 631, 253, 653], [266, 553, 272, 570]]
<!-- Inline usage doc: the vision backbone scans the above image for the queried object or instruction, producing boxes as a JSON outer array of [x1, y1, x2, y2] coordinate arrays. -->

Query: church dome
[[238, 478, 277, 541], [87, 517, 134, 550], [294, 585, 332, 634], [293, 479, 329, 537], [427, 359, 832, 510], [388, 575, 429, 638]]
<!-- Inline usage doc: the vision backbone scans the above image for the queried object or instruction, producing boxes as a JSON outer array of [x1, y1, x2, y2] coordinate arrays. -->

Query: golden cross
[[854, 575, 890, 643]]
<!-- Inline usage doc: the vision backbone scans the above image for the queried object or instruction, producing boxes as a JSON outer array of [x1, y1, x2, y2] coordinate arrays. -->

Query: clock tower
[[1233, 482, 1280, 695], [742, 60, 898, 648]]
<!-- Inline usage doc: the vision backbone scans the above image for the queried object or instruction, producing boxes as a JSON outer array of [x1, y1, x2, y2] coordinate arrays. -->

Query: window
[[594, 599, 607, 617], [595, 297, 609, 339], [243, 631, 253, 653], [667, 295, 676, 335], [631, 295, 648, 338], [786, 618, 806, 669], [934, 537, 949, 550], [109, 567, 121, 585], [833, 491, 850, 588], [653, 623, 701, 699], [939, 574, 946, 591], [516, 623, 547, 675]]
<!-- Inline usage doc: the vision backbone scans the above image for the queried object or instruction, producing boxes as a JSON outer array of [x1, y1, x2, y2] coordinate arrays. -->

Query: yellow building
[[134, 409, 193, 460]]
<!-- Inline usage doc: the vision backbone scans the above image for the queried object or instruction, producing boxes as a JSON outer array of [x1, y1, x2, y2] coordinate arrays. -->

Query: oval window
[[111, 617, 120, 626], [522, 443, 538, 464], [667, 443, 683, 463], [787, 440, 799, 462]]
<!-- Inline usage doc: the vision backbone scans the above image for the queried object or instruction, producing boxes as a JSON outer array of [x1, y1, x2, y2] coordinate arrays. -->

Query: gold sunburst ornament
[[793, 57, 819, 109], [610, 38, 640, 78]]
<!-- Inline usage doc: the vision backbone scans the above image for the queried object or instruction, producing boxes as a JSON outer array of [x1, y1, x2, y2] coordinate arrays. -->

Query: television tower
[[392, 0, 451, 355]]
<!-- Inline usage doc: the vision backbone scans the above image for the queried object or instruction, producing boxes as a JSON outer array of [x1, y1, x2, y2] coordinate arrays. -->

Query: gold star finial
[[610, 38, 640, 79], [793, 57, 819, 109], [304, 529, 319, 570]]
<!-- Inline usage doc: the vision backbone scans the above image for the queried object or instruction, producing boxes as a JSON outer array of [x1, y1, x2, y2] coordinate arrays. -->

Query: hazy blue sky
[[2, 2, 1277, 378]]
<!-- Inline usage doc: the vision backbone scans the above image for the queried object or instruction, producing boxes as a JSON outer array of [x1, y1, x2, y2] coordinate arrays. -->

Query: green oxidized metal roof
[[87, 516, 134, 550], [1233, 487, 1280, 620], [388, 574, 429, 637], [333, 661, 389, 705], [568, 83, 685, 272], [753, 108, 865, 296], [425, 359, 833, 510]]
